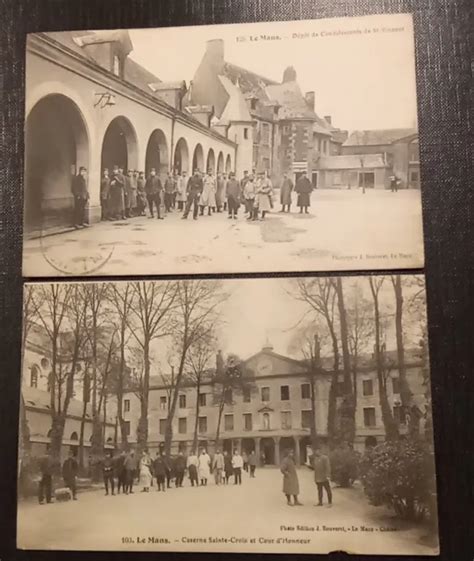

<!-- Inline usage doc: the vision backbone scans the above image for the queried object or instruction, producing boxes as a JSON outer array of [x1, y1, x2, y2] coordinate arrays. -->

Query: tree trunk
[[393, 276, 417, 436], [326, 321, 339, 446], [335, 278, 356, 445], [136, 340, 151, 454], [192, 380, 201, 452], [117, 323, 129, 450], [78, 398, 88, 470], [164, 346, 187, 455], [215, 398, 225, 446], [309, 373, 318, 449]]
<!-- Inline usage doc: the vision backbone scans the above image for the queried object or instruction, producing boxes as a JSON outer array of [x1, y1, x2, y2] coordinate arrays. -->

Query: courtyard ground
[[17, 467, 438, 555], [23, 189, 424, 277]]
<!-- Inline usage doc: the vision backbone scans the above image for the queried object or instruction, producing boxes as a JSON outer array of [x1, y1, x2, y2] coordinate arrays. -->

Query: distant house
[[341, 128, 420, 189], [317, 154, 388, 190]]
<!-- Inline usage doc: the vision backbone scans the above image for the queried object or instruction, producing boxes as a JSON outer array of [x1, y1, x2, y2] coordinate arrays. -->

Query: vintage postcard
[[22, 13, 424, 276], [17, 274, 438, 554]]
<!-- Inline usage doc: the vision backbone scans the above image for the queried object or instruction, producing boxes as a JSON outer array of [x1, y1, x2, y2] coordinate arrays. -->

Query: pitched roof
[[43, 31, 162, 94], [265, 81, 317, 120], [318, 154, 388, 170], [218, 75, 252, 123], [343, 128, 417, 147]]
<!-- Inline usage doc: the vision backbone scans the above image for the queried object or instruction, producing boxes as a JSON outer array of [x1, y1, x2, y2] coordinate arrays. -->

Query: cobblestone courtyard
[[17, 467, 437, 554], [23, 190, 424, 276]]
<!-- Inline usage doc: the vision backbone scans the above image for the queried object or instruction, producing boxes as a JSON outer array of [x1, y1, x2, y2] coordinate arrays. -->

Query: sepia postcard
[[17, 274, 438, 554], [22, 13, 424, 277]]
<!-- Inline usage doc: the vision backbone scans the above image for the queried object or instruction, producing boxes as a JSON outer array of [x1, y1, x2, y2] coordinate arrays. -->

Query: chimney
[[206, 39, 225, 70], [324, 115, 332, 125], [305, 91, 315, 112], [282, 66, 297, 83]]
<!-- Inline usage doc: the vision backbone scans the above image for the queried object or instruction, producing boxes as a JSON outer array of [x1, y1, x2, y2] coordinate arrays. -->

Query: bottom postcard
[[17, 274, 438, 555]]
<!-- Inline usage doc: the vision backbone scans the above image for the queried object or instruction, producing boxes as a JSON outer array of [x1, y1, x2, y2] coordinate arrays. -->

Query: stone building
[[121, 342, 426, 464], [340, 128, 420, 189], [25, 31, 238, 236], [22, 323, 116, 465]]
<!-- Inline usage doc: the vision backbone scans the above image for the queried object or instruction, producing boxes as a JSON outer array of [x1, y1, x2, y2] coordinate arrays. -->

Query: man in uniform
[[100, 168, 111, 221], [164, 172, 176, 213], [62, 448, 79, 500], [312, 448, 332, 507], [38, 445, 55, 504], [71, 166, 89, 228], [103, 450, 115, 496], [145, 168, 163, 219], [182, 170, 203, 220]]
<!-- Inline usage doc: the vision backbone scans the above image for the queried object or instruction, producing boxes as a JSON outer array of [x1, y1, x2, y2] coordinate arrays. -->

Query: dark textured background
[[0, 0, 472, 560]]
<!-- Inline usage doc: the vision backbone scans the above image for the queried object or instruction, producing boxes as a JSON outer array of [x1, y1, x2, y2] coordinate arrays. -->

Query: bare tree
[[164, 280, 226, 455], [186, 332, 217, 451], [368, 276, 399, 441], [127, 281, 178, 454], [292, 278, 340, 444]]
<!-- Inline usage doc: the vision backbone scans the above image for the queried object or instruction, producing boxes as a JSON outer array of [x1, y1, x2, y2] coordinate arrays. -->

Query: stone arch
[[225, 154, 232, 174], [145, 128, 169, 178], [206, 148, 216, 174], [101, 116, 139, 174], [192, 143, 204, 173], [24, 93, 90, 234], [217, 151, 225, 174], [173, 137, 190, 174], [70, 431, 79, 441]]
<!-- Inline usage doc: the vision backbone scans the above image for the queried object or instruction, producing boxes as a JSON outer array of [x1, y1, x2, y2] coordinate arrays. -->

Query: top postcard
[[22, 13, 424, 277]]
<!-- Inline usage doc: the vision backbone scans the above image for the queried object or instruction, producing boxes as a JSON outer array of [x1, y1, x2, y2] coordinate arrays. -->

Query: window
[[280, 385, 290, 401], [261, 387, 270, 402], [363, 407, 376, 427], [410, 171, 419, 182], [224, 388, 233, 404], [262, 412, 271, 430], [243, 386, 251, 403], [362, 379, 374, 396], [178, 417, 187, 434], [159, 419, 167, 435], [282, 125, 290, 135], [393, 405, 406, 425], [198, 393, 207, 407], [70, 431, 78, 441], [250, 98, 257, 110], [392, 377, 401, 394], [30, 366, 39, 388], [124, 421, 131, 436], [179, 394, 187, 408], [301, 383, 311, 399], [358, 172, 375, 189], [281, 411, 292, 429], [224, 414, 234, 431], [124, 399, 130, 413], [243, 413, 252, 430], [243, 128, 249, 140], [198, 416, 207, 434], [160, 396, 167, 410], [261, 123, 270, 145], [301, 410, 312, 429]]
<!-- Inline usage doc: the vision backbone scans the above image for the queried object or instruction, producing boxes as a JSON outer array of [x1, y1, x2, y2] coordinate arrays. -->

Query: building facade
[[25, 31, 238, 236], [121, 343, 426, 463]]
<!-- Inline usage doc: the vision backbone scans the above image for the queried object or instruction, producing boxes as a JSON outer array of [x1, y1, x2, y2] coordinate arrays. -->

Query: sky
[[128, 13, 418, 131]]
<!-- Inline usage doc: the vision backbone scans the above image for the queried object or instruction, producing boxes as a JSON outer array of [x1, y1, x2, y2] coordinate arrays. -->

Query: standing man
[[226, 172, 241, 220], [295, 170, 313, 214], [38, 445, 55, 504], [145, 168, 163, 220], [153, 452, 167, 492], [128, 169, 138, 216], [102, 450, 115, 496], [174, 451, 187, 487], [100, 168, 111, 221], [182, 170, 203, 220], [279, 172, 294, 213], [124, 450, 137, 494], [115, 450, 127, 494], [224, 450, 233, 484], [175, 171, 188, 211], [109, 166, 125, 221], [216, 173, 226, 212], [280, 449, 302, 506], [232, 449, 244, 485], [255, 171, 273, 221], [71, 166, 89, 228], [186, 449, 199, 486], [243, 173, 256, 220], [200, 169, 217, 216], [213, 448, 225, 485], [62, 449, 79, 501], [198, 447, 211, 486], [312, 448, 332, 507], [164, 172, 176, 213], [248, 450, 257, 478], [136, 171, 147, 216]]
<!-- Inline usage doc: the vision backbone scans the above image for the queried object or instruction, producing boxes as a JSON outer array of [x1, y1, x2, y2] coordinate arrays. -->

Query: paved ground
[[23, 189, 424, 277], [17, 468, 437, 554]]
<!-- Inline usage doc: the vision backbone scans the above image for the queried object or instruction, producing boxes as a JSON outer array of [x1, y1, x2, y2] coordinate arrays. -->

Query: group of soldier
[[95, 166, 315, 224]]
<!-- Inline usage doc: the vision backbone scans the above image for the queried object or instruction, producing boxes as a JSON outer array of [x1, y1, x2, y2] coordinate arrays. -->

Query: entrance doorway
[[260, 437, 275, 465], [241, 438, 255, 455], [358, 171, 375, 189], [25, 94, 89, 234]]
